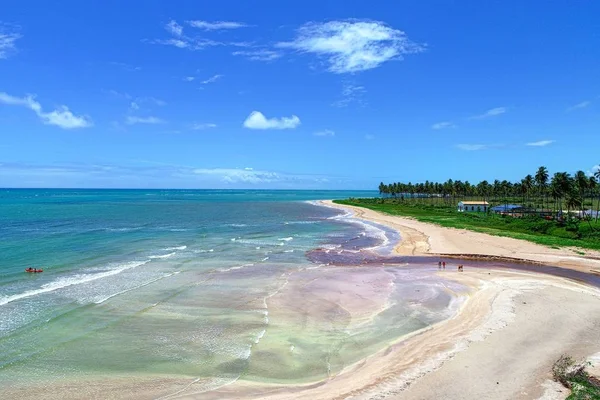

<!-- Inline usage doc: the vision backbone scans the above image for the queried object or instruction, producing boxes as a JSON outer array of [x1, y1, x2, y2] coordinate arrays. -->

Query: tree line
[[378, 166, 600, 220]]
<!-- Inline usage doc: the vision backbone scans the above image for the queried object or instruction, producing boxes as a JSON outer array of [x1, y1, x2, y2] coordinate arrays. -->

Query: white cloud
[[109, 62, 141, 72], [201, 74, 223, 84], [232, 49, 282, 62], [314, 129, 335, 137], [166, 20, 184, 37], [193, 168, 280, 184], [365, 134, 375, 140], [432, 121, 456, 130], [589, 165, 600, 177], [468, 107, 507, 120], [190, 123, 217, 130], [184, 76, 195, 82], [0, 92, 92, 129], [128, 97, 166, 112], [526, 140, 555, 147], [149, 22, 221, 50], [566, 101, 591, 112], [332, 83, 366, 107], [104, 89, 132, 99], [0, 24, 22, 59], [125, 116, 166, 125], [154, 38, 190, 49], [243, 111, 300, 130], [187, 20, 248, 31], [456, 144, 488, 151], [276, 20, 424, 74]]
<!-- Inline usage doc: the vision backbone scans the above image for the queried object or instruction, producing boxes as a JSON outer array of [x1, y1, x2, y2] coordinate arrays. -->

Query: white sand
[[6, 201, 600, 399]]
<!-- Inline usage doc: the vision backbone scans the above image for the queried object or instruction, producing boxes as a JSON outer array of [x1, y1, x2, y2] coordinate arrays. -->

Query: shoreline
[[314, 200, 600, 399], [4, 200, 600, 399], [320, 200, 600, 273]]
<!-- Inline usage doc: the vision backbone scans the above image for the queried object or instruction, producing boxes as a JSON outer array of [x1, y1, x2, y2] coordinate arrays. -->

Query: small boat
[[25, 268, 43, 273]]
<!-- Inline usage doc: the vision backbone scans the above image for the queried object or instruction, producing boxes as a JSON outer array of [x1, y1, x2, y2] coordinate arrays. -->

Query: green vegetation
[[376, 166, 600, 219], [552, 355, 600, 400], [334, 165, 600, 251]]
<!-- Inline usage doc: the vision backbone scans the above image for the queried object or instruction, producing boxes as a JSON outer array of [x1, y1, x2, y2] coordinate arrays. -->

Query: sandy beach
[[163, 201, 600, 399], [4, 201, 600, 400]]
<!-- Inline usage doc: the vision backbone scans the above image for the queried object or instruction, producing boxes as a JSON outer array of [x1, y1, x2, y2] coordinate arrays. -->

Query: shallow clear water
[[0, 189, 467, 393]]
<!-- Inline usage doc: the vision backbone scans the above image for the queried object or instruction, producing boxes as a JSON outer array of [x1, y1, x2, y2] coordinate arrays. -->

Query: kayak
[[25, 269, 43, 273]]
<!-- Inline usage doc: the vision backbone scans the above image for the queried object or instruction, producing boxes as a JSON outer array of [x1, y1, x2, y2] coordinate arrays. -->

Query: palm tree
[[595, 168, 600, 221], [575, 170, 588, 209], [523, 174, 534, 207], [535, 166, 549, 210], [379, 182, 386, 197]]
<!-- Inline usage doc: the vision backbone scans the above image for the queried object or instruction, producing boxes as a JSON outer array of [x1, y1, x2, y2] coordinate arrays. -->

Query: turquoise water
[[0, 189, 466, 396]]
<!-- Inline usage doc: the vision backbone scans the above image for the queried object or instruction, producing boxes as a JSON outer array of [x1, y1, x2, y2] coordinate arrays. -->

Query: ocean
[[0, 189, 467, 396]]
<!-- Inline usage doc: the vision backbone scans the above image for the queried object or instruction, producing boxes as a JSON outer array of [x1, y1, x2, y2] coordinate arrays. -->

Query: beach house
[[457, 201, 489, 213]]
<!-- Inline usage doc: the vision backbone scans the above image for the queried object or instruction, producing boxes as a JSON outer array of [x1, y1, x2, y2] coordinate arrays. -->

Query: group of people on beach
[[438, 261, 464, 272]]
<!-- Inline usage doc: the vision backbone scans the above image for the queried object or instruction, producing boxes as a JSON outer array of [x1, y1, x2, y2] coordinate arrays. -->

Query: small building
[[491, 204, 522, 214], [458, 201, 489, 212]]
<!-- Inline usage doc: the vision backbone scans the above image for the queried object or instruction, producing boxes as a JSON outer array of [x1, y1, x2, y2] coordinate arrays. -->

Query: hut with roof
[[457, 201, 489, 213]]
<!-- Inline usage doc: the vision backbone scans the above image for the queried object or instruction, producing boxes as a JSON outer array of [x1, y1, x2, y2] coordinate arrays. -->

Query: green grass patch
[[552, 355, 600, 400], [334, 198, 600, 251]]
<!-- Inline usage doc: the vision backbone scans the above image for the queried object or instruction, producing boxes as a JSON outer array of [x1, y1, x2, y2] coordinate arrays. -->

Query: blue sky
[[0, 0, 598, 189]]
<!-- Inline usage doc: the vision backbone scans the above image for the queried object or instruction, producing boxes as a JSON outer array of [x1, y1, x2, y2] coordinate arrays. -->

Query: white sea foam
[[94, 271, 178, 304], [284, 220, 320, 225], [149, 252, 176, 259], [278, 237, 293, 242], [261, 257, 269, 262], [0, 260, 149, 306], [254, 329, 266, 344], [164, 245, 187, 251], [283, 249, 294, 253]]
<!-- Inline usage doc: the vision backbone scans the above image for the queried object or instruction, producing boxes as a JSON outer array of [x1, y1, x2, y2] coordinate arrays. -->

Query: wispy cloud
[[104, 89, 132, 99], [183, 76, 195, 82], [456, 144, 490, 151], [187, 20, 248, 31], [0, 92, 92, 129], [276, 20, 424, 74], [432, 121, 456, 130], [193, 168, 280, 184], [365, 134, 375, 140], [165, 20, 184, 37], [0, 162, 341, 189], [149, 20, 221, 50], [243, 111, 300, 130], [125, 116, 166, 125], [314, 129, 335, 137], [566, 101, 591, 112], [332, 83, 366, 108], [109, 62, 141, 72], [190, 123, 217, 130], [128, 96, 166, 113], [201, 74, 223, 84], [526, 140, 555, 147], [232, 49, 282, 62], [0, 23, 22, 59], [468, 107, 507, 120]]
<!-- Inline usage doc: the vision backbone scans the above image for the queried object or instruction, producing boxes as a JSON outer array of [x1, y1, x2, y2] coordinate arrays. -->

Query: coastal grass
[[334, 199, 600, 251], [552, 355, 600, 399]]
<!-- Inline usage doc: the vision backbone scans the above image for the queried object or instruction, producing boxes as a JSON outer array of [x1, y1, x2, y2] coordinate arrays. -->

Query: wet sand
[[4, 202, 600, 399]]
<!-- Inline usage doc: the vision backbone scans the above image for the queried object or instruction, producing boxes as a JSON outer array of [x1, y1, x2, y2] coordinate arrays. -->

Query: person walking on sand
[[438, 261, 442, 269], [442, 261, 446, 269]]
